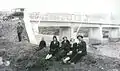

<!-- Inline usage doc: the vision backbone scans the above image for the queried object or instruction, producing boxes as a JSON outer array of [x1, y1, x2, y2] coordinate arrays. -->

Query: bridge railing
[[28, 12, 120, 24]]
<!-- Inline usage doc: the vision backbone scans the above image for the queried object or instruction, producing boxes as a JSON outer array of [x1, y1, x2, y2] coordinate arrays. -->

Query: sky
[[0, 0, 120, 15]]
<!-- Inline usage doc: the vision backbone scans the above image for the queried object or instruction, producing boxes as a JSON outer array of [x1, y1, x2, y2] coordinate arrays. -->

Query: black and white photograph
[[0, 0, 120, 71]]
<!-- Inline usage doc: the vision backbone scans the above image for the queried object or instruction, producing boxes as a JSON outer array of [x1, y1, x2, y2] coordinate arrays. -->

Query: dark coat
[[17, 25, 23, 33], [65, 43, 78, 59], [56, 40, 71, 59], [61, 40, 71, 52], [49, 41, 59, 55], [69, 41, 87, 63], [73, 40, 87, 55], [39, 40, 46, 49]]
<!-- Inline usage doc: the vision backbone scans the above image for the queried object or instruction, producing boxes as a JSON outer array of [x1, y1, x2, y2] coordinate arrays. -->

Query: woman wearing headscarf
[[39, 37, 46, 50]]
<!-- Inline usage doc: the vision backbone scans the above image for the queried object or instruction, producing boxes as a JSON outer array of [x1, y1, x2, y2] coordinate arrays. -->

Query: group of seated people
[[39, 35, 87, 65]]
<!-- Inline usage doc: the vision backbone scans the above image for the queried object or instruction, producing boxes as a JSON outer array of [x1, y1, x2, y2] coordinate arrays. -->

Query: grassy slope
[[0, 39, 120, 71]]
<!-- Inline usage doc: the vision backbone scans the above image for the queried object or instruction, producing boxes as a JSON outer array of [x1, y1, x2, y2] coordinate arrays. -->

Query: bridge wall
[[24, 11, 120, 44]]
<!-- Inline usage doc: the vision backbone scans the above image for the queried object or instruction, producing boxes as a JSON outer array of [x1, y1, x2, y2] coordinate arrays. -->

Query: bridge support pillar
[[71, 26, 76, 39], [89, 27, 103, 43], [59, 27, 71, 41], [109, 28, 119, 38]]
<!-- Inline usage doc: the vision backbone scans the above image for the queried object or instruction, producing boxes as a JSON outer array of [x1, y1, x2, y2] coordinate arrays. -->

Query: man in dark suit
[[17, 22, 24, 42], [70, 35, 87, 64]]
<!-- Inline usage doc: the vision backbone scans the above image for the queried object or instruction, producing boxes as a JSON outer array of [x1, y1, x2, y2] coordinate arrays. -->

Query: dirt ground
[[0, 38, 120, 71], [88, 42, 120, 59]]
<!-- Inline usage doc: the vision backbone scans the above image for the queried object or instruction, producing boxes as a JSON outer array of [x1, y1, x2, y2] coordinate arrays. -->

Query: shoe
[[68, 61, 71, 63], [71, 62, 75, 65]]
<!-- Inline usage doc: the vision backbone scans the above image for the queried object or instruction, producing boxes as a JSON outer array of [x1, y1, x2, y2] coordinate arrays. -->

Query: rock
[[0, 57, 3, 65], [4, 61, 10, 66], [0, 49, 6, 56]]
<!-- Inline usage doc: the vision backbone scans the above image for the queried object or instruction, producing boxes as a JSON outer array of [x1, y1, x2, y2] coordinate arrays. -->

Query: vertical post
[[32, 23, 39, 35], [59, 27, 63, 42], [70, 25, 75, 39], [99, 26, 103, 41]]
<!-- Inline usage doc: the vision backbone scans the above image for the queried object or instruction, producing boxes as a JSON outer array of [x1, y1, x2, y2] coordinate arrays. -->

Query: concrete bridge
[[24, 10, 120, 45]]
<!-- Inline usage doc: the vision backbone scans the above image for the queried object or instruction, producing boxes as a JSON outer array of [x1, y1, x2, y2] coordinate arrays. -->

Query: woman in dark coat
[[39, 37, 46, 50], [61, 36, 71, 52], [49, 36, 60, 56], [62, 42, 77, 63], [57, 36, 71, 60]]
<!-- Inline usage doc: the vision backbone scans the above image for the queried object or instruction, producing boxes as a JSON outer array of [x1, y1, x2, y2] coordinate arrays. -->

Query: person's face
[[78, 37, 82, 41], [70, 38, 74, 42], [18, 22, 21, 25], [53, 38, 57, 41], [63, 37, 67, 41], [72, 39, 75, 42]]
